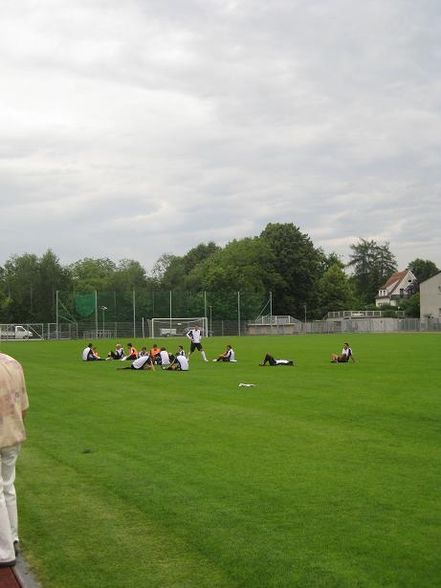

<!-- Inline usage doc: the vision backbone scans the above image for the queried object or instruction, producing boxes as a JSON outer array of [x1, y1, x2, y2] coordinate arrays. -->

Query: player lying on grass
[[259, 353, 294, 366], [331, 342, 355, 363], [117, 354, 155, 371], [213, 345, 236, 362]]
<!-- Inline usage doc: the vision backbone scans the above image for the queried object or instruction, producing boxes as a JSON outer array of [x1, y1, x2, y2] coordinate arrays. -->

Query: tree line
[[0, 223, 438, 323]]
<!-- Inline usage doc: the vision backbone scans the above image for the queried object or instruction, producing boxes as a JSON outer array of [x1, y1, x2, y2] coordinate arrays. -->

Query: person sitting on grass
[[107, 344, 124, 360], [122, 343, 138, 361], [82, 343, 100, 361], [92, 347, 103, 360], [165, 354, 189, 371], [157, 347, 173, 368], [213, 345, 236, 362], [176, 345, 186, 357], [331, 342, 355, 363], [149, 344, 161, 363], [259, 353, 294, 366], [117, 354, 155, 371]]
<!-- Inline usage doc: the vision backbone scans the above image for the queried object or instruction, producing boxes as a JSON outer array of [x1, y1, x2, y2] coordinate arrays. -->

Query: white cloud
[[1, 0, 441, 272]]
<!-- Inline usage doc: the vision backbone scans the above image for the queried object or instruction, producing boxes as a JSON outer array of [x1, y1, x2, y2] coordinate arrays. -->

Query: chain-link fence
[[2, 317, 440, 342]]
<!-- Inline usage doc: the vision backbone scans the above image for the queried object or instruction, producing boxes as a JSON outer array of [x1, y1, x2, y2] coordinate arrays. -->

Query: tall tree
[[259, 223, 325, 318], [347, 239, 397, 304], [317, 263, 355, 317]]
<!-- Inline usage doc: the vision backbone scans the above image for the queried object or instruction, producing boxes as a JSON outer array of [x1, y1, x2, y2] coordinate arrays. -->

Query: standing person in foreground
[[186, 325, 208, 362], [0, 352, 29, 568]]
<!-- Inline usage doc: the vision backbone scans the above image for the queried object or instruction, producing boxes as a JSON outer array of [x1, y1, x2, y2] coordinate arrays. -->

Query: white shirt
[[82, 346, 92, 361], [176, 355, 189, 371], [159, 350, 170, 365], [132, 355, 151, 369], [341, 346, 352, 358], [186, 329, 202, 343]]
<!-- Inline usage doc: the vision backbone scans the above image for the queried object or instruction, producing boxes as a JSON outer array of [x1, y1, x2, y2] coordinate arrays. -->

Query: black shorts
[[190, 342, 203, 352]]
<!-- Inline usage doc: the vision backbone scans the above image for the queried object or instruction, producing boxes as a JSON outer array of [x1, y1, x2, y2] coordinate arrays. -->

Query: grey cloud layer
[[1, 0, 440, 270]]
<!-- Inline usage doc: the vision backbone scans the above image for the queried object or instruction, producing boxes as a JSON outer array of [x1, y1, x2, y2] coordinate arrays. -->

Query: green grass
[[2, 334, 440, 587]]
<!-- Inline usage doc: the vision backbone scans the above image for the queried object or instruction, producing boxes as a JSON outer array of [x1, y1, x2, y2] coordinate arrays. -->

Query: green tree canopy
[[347, 239, 397, 304], [408, 258, 439, 284]]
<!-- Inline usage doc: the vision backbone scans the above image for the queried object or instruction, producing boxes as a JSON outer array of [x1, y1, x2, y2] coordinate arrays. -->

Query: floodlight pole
[[237, 291, 241, 336], [132, 289, 136, 339], [270, 291, 273, 335], [55, 290, 59, 340], [169, 290, 172, 331], [100, 306, 108, 334], [95, 290, 98, 339], [209, 305, 212, 336]]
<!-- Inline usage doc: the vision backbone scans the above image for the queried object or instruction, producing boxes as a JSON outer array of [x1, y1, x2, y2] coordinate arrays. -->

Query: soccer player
[[82, 343, 98, 361], [186, 325, 208, 362], [117, 354, 155, 371], [149, 344, 161, 363], [259, 353, 294, 366], [213, 345, 236, 362], [158, 347, 171, 367], [166, 354, 189, 371], [122, 343, 138, 361], [331, 342, 355, 363], [107, 344, 125, 360]]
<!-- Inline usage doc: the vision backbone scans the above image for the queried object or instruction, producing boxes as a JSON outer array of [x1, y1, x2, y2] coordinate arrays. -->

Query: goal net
[[151, 317, 208, 339]]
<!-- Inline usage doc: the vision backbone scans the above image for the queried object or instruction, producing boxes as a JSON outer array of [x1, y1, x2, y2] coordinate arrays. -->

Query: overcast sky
[[1, 0, 440, 273]]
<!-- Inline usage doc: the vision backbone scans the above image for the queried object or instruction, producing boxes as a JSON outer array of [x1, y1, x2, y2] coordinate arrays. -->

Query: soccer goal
[[151, 317, 208, 339]]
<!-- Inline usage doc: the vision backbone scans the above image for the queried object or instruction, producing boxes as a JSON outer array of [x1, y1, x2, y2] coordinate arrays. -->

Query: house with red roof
[[375, 269, 417, 307]]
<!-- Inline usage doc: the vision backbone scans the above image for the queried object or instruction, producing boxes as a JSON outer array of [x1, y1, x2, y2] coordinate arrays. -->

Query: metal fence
[[1, 317, 440, 342]]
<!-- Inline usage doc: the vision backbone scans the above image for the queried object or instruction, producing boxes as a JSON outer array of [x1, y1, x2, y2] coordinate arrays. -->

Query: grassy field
[[2, 333, 440, 587]]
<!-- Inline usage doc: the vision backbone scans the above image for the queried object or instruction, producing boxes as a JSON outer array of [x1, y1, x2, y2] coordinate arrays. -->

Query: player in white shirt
[[259, 353, 294, 366], [331, 342, 355, 363], [82, 343, 97, 361], [166, 355, 189, 371], [186, 326, 208, 362], [117, 354, 155, 370], [158, 348, 171, 367], [213, 345, 236, 362]]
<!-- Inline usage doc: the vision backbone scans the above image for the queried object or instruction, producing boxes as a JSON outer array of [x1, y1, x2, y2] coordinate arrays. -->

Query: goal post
[[151, 317, 208, 339]]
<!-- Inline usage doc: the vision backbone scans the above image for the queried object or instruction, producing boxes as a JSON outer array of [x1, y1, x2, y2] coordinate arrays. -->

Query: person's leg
[[200, 345, 208, 362], [0, 447, 18, 565]]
